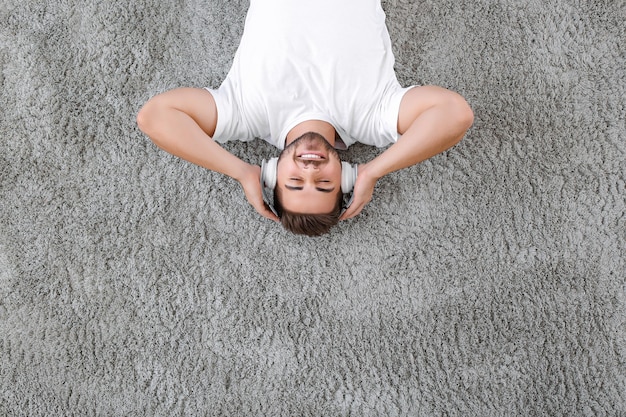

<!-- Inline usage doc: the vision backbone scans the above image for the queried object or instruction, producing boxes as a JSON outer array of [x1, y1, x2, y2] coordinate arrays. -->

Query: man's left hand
[[339, 165, 378, 221]]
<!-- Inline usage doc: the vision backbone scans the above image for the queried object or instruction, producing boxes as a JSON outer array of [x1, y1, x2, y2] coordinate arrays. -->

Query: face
[[276, 133, 342, 214]]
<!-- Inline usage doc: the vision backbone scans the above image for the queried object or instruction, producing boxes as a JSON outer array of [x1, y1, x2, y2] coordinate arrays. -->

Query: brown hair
[[274, 187, 343, 236]]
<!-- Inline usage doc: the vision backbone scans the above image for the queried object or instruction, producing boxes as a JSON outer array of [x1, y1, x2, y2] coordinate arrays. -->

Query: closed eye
[[315, 187, 335, 193], [284, 184, 336, 193]]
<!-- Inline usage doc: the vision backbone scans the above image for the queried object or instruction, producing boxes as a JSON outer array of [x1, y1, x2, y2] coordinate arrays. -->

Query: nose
[[301, 160, 321, 169]]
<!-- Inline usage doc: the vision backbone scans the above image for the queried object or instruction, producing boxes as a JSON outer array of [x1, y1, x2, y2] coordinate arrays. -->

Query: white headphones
[[260, 157, 358, 216]]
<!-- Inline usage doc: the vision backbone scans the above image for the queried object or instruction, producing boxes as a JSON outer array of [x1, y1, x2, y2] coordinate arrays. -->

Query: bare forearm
[[364, 104, 471, 180], [147, 108, 252, 182], [340, 87, 473, 220], [138, 89, 279, 220]]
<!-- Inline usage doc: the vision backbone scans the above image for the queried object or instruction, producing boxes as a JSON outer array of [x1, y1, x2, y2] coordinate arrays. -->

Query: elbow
[[455, 95, 474, 132], [449, 95, 474, 146], [136, 103, 153, 137], [463, 103, 474, 131], [136, 99, 164, 148]]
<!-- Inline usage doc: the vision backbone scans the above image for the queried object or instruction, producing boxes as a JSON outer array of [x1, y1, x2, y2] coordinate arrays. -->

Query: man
[[137, 0, 474, 236]]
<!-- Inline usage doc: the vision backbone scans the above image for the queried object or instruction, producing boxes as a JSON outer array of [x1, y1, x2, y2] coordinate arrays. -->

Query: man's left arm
[[340, 86, 474, 220]]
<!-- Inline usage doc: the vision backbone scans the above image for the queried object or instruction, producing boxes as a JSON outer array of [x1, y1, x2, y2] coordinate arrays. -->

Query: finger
[[257, 204, 280, 222], [339, 208, 353, 221], [339, 196, 359, 220], [244, 193, 279, 222], [339, 202, 357, 220], [340, 203, 364, 221], [341, 208, 360, 221]]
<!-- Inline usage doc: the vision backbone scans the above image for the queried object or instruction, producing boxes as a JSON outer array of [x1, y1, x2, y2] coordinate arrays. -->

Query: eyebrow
[[285, 185, 336, 193]]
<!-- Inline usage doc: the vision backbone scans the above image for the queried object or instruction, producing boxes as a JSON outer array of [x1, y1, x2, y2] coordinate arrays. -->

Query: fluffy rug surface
[[1, 0, 624, 415]]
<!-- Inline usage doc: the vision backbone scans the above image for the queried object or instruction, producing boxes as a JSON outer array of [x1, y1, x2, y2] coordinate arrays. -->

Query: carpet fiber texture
[[1, 0, 625, 415]]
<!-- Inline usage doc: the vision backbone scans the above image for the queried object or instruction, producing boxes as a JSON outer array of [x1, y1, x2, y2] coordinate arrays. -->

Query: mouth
[[297, 151, 327, 161], [279, 132, 339, 166]]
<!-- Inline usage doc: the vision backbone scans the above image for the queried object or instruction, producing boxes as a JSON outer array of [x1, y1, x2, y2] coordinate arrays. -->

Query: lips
[[298, 153, 325, 160]]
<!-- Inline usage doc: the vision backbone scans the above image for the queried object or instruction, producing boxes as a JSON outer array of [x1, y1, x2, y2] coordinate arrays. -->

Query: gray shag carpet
[[1, 0, 625, 415]]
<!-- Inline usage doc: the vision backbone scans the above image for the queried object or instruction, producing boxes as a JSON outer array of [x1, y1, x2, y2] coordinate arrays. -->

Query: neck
[[285, 120, 336, 147]]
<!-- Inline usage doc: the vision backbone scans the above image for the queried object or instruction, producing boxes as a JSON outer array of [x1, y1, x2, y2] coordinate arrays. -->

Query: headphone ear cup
[[341, 162, 358, 193], [261, 158, 279, 189]]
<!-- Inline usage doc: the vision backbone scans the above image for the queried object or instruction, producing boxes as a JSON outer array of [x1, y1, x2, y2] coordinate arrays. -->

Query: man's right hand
[[238, 164, 280, 222]]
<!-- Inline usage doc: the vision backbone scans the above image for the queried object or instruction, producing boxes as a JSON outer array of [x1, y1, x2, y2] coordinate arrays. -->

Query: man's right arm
[[137, 87, 279, 221]]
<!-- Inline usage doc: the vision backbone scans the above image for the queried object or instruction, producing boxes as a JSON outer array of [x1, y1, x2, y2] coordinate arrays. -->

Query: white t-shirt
[[208, 0, 411, 149]]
